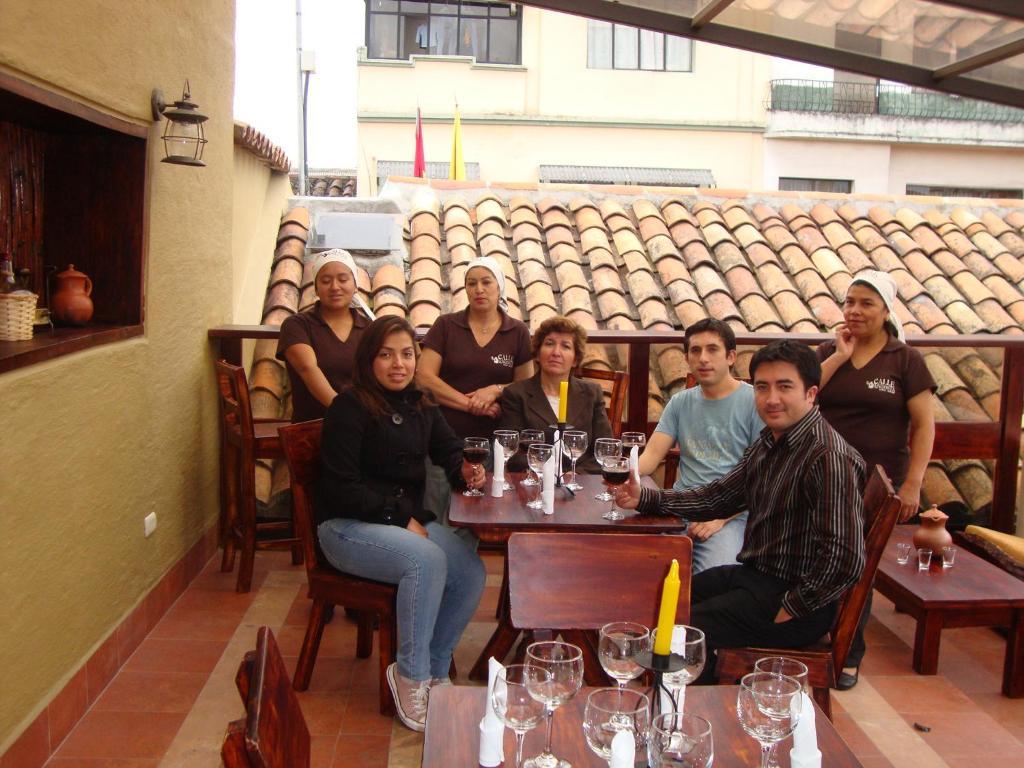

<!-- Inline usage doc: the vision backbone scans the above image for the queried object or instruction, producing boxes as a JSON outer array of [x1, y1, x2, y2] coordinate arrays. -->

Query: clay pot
[[51, 264, 94, 326], [912, 504, 953, 556]]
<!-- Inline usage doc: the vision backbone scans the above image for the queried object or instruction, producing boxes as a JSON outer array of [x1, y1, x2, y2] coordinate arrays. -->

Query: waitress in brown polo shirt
[[276, 249, 375, 423], [817, 269, 936, 690], [417, 256, 533, 438]]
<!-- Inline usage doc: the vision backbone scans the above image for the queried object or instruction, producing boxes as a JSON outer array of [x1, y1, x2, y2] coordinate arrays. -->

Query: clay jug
[[51, 264, 94, 326], [912, 504, 953, 556]]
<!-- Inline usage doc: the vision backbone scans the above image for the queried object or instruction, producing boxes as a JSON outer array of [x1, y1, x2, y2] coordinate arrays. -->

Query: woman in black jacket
[[316, 316, 486, 732]]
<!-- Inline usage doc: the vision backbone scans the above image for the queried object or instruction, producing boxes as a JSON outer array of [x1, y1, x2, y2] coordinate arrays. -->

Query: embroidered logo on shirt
[[492, 353, 514, 368], [866, 377, 896, 394]]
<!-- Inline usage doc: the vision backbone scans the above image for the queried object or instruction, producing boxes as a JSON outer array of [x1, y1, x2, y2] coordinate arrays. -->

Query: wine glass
[[494, 429, 519, 492], [598, 622, 650, 689], [593, 437, 622, 500], [523, 641, 585, 768], [526, 443, 553, 509], [601, 455, 630, 520], [620, 431, 646, 460], [648, 712, 714, 768], [462, 437, 489, 497], [650, 625, 705, 713], [520, 429, 546, 486], [493, 664, 550, 768], [562, 430, 588, 491], [754, 657, 808, 768], [736, 672, 802, 768], [583, 688, 651, 767]]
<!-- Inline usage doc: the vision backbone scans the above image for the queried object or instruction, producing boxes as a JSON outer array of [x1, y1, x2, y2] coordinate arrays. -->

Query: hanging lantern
[[151, 81, 208, 167]]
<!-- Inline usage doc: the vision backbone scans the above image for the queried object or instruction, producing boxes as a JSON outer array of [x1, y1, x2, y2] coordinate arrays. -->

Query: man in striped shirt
[[615, 340, 866, 683]]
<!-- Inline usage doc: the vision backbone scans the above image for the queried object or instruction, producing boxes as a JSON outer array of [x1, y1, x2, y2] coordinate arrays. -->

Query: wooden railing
[[209, 326, 1024, 534]]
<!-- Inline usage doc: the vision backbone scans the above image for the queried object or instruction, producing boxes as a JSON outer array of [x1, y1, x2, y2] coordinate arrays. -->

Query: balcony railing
[[767, 79, 1024, 123], [210, 326, 1024, 534]]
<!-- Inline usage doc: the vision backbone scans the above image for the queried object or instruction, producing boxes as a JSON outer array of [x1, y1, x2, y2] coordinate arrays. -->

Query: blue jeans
[[317, 518, 486, 681], [691, 512, 748, 575]]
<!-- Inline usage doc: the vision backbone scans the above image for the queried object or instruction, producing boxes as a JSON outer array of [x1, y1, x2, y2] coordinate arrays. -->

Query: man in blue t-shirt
[[638, 318, 764, 573]]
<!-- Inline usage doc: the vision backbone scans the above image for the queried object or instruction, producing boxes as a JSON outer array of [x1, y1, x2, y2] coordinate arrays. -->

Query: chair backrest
[[579, 367, 629, 438], [829, 465, 900, 675], [508, 532, 692, 630], [222, 627, 310, 768], [278, 420, 325, 575], [215, 359, 256, 439]]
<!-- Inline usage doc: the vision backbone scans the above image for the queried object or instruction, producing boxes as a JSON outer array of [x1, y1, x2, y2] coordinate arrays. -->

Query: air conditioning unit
[[311, 212, 403, 252]]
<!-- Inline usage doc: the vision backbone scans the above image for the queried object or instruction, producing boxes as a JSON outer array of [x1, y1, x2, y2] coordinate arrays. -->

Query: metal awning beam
[[691, 0, 737, 30], [933, 35, 1024, 79], [515, 0, 1024, 109], [930, 1, 1024, 22]]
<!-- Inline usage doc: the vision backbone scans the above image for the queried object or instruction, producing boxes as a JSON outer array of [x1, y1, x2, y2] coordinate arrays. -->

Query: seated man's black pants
[[690, 564, 837, 684]]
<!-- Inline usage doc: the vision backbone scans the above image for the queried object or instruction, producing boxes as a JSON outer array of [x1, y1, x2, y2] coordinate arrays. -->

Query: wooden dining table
[[422, 684, 863, 767], [450, 472, 686, 680]]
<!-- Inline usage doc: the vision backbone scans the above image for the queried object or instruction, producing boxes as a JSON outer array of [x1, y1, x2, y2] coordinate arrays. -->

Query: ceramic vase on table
[[912, 504, 953, 557], [51, 264, 94, 326]]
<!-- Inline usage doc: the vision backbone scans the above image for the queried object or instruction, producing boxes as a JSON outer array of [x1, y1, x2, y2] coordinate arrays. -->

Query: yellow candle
[[557, 380, 569, 423], [653, 559, 680, 656]]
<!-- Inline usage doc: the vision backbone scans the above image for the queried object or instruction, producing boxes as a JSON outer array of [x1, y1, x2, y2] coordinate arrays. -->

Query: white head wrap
[[311, 248, 375, 320], [464, 255, 508, 312], [849, 269, 903, 342]]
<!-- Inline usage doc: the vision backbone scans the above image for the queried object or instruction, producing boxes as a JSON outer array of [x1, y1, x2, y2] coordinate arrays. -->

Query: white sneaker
[[387, 662, 429, 732]]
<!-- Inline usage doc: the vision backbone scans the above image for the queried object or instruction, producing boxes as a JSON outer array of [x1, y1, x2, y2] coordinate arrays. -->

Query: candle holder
[[546, 422, 573, 488], [636, 650, 685, 716]]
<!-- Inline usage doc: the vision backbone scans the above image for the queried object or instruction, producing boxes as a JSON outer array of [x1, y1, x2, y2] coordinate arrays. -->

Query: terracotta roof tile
[[982, 275, 1024, 309], [443, 205, 473, 231], [744, 242, 780, 269], [580, 228, 612, 254], [808, 204, 841, 226], [410, 235, 442, 262], [666, 279, 701, 307], [1005, 211, 1024, 230], [762, 224, 799, 251], [779, 203, 811, 227], [701, 222, 734, 250], [276, 222, 308, 245], [944, 301, 987, 334], [588, 247, 617, 272], [951, 208, 985, 236], [638, 216, 671, 243], [525, 282, 557, 313], [751, 203, 783, 226], [544, 223, 575, 251], [356, 267, 371, 294], [263, 307, 293, 327], [809, 249, 849, 281], [647, 235, 680, 264], [373, 288, 406, 311], [674, 300, 708, 328], [449, 243, 477, 268], [834, 243, 872, 273], [574, 206, 604, 234], [596, 291, 631, 321], [410, 258, 442, 285], [410, 211, 441, 242], [904, 294, 948, 332], [514, 240, 547, 266], [791, 268, 830, 301], [819, 221, 855, 251], [281, 207, 310, 230], [866, 245, 904, 273], [296, 287, 315, 313], [476, 197, 507, 225], [998, 231, 1024, 258], [561, 285, 593, 316], [622, 251, 653, 276], [541, 208, 573, 231], [807, 294, 844, 328], [512, 222, 544, 246], [794, 226, 831, 256], [445, 224, 476, 250], [724, 267, 763, 301], [771, 292, 817, 329], [605, 213, 634, 234], [993, 252, 1024, 284], [721, 203, 755, 230], [681, 241, 716, 271], [948, 461, 993, 513], [669, 221, 706, 251], [273, 238, 305, 265], [373, 264, 406, 294], [704, 292, 743, 323], [778, 244, 815, 275], [693, 203, 726, 228], [922, 275, 967, 309], [598, 198, 628, 220], [269, 257, 303, 289], [691, 265, 729, 298], [950, 271, 994, 304], [612, 228, 645, 257], [632, 199, 662, 222], [902, 251, 944, 282], [661, 201, 697, 228], [627, 271, 665, 305], [518, 259, 549, 288], [738, 294, 783, 330], [756, 263, 794, 298], [538, 197, 568, 215], [408, 279, 442, 309], [868, 207, 897, 229], [826, 272, 853, 299], [592, 267, 622, 296], [657, 346, 689, 390], [479, 233, 510, 258], [973, 299, 1018, 333], [637, 298, 672, 328], [477, 218, 505, 241], [263, 282, 299, 315], [510, 205, 540, 229], [410, 303, 440, 329], [546, 243, 576, 268], [942, 389, 989, 421], [251, 359, 285, 400], [836, 204, 866, 224], [931, 250, 968, 278], [554, 261, 588, 291], [733, 223, 767, 250]]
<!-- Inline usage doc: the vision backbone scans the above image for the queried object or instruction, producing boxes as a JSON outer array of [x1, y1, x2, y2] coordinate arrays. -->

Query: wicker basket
[[0, 292, 38, 341]]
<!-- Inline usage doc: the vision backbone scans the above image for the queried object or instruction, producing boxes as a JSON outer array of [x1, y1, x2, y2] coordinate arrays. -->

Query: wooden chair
[[278, 419, 399, 715], [222, 626, 311, 768], [714, 465, 901, 721], [215, 360, 301, 593], [508, 532, 692, 685], [579, 367, 629, 438]]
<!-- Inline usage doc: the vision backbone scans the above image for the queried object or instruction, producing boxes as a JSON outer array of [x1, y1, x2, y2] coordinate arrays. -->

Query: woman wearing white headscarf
[[816, 269, 936, 689], [276, 249, 376, 423], [417, 256, 533, 439]]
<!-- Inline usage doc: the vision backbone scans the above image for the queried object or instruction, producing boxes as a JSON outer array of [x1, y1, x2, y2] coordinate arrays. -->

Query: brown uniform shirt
[[421, 309, 532, 438], [816, 338, 935, 487], [276, 304, 369, 423]]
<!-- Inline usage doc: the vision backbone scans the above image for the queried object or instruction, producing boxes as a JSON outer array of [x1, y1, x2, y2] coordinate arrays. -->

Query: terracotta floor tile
[[295, 692, 347, 736], [48, 667, 89, 752], [44, 760, 159, 767], [869, 675, 977, 714], [899, 712, 1024, 757], [274, 622, 358, 658], [284, 655, 356, 692], [0, 710, 49, 768], [854, 756, 895, 768], [148, 606, 243, 643], [309, 734, 339, 768], [85, 633, 120, 706], [120, 637, 227, 676], [115, 606, 150, 666], [860, 644, 915, 677], [90, 671, 208, 713], [337, 691, 395, 737], [331, 732, 390, 767], [472, 586, 502, 621], [51, 712, 185, 760], [170, 588, 255, 616], [832, 712, 884, 758], [284, 594, 313, 626]]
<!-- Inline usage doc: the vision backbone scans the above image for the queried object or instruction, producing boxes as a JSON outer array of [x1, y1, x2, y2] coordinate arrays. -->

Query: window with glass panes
[[587, 20, 692, 71], [366, 1, 520, 65]]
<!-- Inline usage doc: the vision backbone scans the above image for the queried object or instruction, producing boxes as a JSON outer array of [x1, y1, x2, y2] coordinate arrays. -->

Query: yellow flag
[[449, 104, 465, 180]]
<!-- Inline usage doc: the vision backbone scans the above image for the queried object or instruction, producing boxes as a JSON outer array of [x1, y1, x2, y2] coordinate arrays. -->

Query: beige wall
[[0, 0, 235, 750], [762, 139, 892, 194], [357, 7, 769, 190], [888, 144, 1024, 196]]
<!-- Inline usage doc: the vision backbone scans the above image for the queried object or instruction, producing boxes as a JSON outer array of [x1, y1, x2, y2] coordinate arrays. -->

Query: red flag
[[413, 107, 426, 178]]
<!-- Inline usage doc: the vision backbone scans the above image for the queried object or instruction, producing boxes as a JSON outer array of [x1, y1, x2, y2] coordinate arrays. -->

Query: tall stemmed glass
[[524, 641, 585, 768], [601, 456, 630, 520], [593, 438, 622, 501], [649, 712, 714, 768], [462, 437, 489, 497], [651, 625, 705, 713], [598, 622, 650, 689], [583, 688, 651, 767], [736, 672, 802, 768], [754, 657, 808, 768], [520, 430, 546, 486], [562, 430, 588, 491], [620, 431, 646, 460], [526, 444, 553, 509], [494, 429, 519, 492], [493, 664, 550, 768]]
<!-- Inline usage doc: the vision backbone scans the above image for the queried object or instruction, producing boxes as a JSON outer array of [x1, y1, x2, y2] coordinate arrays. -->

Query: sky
[[234, 1, 835, 173]]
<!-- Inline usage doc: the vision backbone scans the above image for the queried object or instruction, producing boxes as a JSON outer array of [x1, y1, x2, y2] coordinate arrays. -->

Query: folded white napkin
[[629, 444, 640, 483], [609, 729, 635, 768], [479, 657, 505, 767], [542, 448, 556, 515], [789, 691, 820, 768], [491, 440, 505, 498]]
